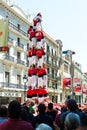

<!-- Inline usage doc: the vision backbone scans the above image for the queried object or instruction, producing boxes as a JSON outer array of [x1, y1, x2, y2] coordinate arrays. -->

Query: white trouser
[[37, 58, 43, 67], [32, 75, 38, 89], [36, 40, 43, 49], [38, 77, 43, 87], [32, 37, 37, 47], [28, 76, 33, 87], [32, 56, 37, 65]]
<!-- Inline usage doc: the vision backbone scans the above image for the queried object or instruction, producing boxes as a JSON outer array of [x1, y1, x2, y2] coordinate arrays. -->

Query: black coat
[[32, 113, 53, 129]]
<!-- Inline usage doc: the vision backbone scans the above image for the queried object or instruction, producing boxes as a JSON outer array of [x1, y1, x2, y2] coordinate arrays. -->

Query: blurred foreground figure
[[35, 123, 52, 130], [64, 112, 81, 130], [0, 106, 8, 123], [0, 100, 33, 130]]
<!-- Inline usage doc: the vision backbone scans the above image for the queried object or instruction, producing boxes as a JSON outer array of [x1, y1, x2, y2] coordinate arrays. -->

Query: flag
[[0, 18, 9, 52]]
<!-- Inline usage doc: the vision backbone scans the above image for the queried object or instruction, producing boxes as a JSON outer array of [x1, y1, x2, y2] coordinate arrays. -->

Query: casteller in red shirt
[[27, 48, 33, 57], [27, 26, 35, 40], [28, 66, 33, 76], [35, 31, 44, 41], [36, 49, 42, 59]]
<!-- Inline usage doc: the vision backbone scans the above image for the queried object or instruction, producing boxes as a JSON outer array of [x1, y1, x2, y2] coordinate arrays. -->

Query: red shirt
[[42, 68, 47, 75], [37, 68, 43, 76], [28, 68, 33, 76], [0, 119, 33, 130], [36, 50, 42, 58], [32, 48, 37, 56], [33, 17, 41, 26], [32, 68, 37, 75], [28, 49, 33, 57], [27, 28, 35, 40], [35, 31, 44, 41]]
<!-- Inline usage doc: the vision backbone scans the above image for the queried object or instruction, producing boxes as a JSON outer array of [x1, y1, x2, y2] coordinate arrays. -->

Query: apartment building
[[0, 0, 62, 104], [62, 50, 85, 104]]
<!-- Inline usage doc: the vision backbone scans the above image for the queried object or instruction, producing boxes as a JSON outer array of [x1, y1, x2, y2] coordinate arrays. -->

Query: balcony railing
[[18, 43, 24, 49], [3, 55, 14, 62], [17, 59, 25, 65], [0, 82, 24, 90], [9, 22, 28, 37], [8, 37, 24, 49], [3, 55, 25, 66]]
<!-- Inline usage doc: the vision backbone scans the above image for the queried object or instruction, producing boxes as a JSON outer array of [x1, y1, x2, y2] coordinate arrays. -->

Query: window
[[17, 37, 20, 46], [47, 68, 49, 74], [18, 24, 20, 30], [52, 69, 54, 78], [55, 51, 56, 56], [17, 52, 20, 59], [27, 43, 29, 50], [52, 48, 53, 55], [5, 72, 9, 83], [17, 75, 21, 85], [47, 45, 50, 52]]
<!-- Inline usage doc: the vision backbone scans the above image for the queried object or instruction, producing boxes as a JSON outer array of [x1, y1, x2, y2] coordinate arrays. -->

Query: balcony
[[8, 37, 24, 49], [0, 82, 24, 90], [17, 59, 25, 65], [9, 22, 28, 37], [8, 37, 14, 43], [18, 43, 24, 49], [3, 55, 14, 62]]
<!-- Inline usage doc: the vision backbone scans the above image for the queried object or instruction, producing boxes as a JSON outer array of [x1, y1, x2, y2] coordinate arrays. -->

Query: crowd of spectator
[[0, 98, 87, 130]]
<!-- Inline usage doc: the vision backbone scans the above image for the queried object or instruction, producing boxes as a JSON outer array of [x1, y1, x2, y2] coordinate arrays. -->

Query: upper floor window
[[18, 24, 20, 30], [52, 48, 53, 55], [17, 37, 20, 46], [17, 74, 21, 85], [47, 45, 50, 52], [5, 72, 10, 83], [17, 52, 21, 59]]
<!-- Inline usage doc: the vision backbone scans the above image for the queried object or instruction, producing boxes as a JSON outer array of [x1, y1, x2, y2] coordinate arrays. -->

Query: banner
[[0, 18, 8, 52]]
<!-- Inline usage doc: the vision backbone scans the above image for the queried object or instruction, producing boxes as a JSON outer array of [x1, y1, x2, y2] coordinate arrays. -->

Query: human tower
[[27, 13, 48, 99]]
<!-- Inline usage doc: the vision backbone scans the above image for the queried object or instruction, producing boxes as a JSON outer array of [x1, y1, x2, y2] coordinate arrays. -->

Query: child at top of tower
[[33, 13, 42, 31], [33, 13, 42, 26]]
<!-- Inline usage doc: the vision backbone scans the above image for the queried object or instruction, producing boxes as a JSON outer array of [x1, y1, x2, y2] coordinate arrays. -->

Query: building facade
[[0, 0, 62, 104]]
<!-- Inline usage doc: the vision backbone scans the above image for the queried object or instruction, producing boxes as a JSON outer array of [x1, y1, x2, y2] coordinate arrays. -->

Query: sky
[[11, 0, 87, 72]]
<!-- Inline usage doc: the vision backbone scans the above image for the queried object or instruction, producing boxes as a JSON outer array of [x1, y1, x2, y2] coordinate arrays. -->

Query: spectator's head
[[35, 123, 52, 130], [38, 103, 46, 114], [66, 99, 78, 111], [21, 107, 29, 122], [0, 106, 8, 117], [64, 112, 81, 130], [48, 103, 53, 111], [8, 100, 21, 119]]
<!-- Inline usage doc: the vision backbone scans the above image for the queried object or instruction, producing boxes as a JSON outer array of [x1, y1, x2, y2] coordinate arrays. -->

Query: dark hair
[[8, 100, 21, 119], [21, 107, 29, 122], [0, 106, 8, 117], [66, 99, 78, 111], [48, 103, 53, 110], [38, 103, 46, 114]]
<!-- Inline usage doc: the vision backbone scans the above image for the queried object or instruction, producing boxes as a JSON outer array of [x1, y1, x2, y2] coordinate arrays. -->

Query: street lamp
[[23, 75, 28, 102], [62, 50, 75, 99]]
